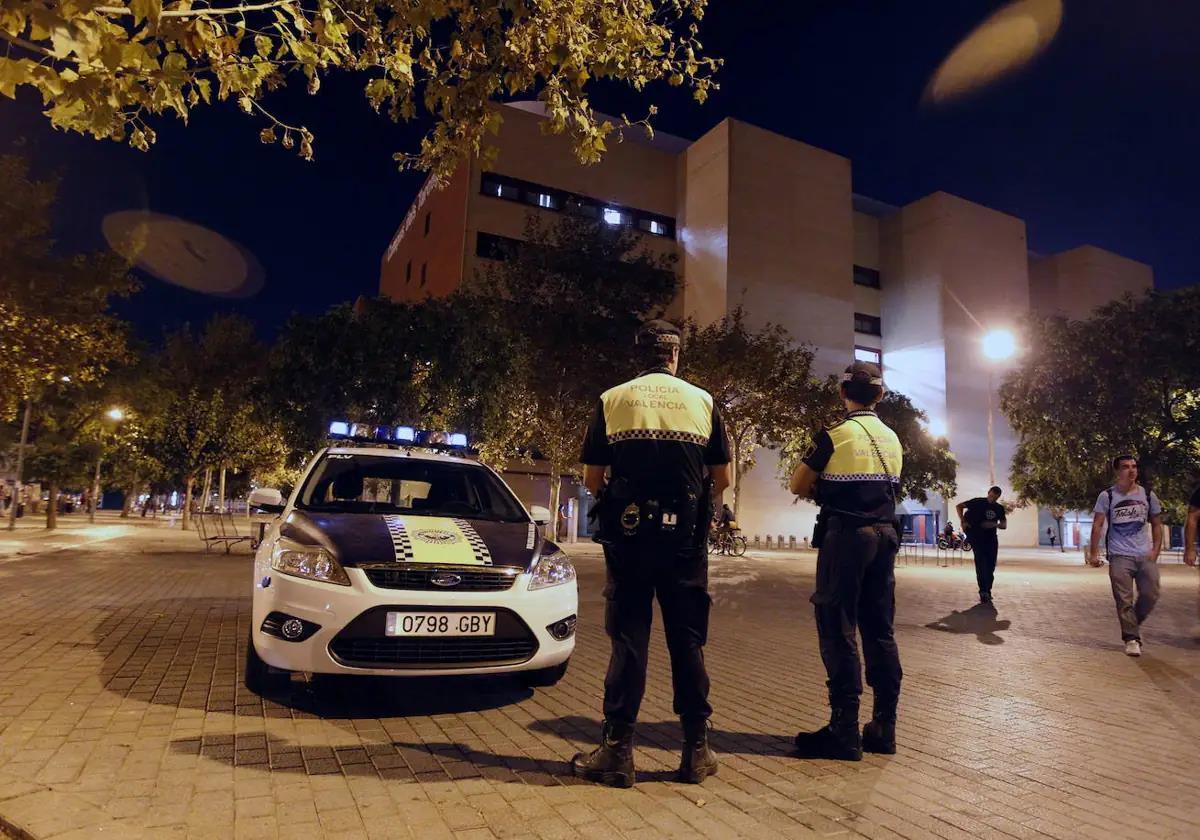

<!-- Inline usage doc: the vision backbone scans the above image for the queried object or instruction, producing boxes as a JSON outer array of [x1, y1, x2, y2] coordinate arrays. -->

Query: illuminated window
[[603, 207, 626, 225], [854, 346, 882, 365]]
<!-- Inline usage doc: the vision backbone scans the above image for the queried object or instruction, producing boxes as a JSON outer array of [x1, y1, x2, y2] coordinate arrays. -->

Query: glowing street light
[[90, 408, 127, 523], [982, 328, 1019, 485], [928, 418, 949, 438], [982, 328, 1017, 361], [106, 407, 125, 422]]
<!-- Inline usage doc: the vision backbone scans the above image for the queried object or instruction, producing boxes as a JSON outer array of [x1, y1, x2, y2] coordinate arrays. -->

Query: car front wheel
[[244, 630, 291, 695]]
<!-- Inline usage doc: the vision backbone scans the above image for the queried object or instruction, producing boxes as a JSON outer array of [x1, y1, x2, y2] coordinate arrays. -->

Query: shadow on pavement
[[925, 603, 1011, 645], [529, 714, 797, 761]]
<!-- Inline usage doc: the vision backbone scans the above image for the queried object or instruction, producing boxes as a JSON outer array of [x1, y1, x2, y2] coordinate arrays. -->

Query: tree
[[1000, 288, 1200, 526], [774, 385, 958, 508], [470, 214, 679, 528], [0, 1, 718, 178], [680, 308, 829, 518], [0, 155, 137, 418]]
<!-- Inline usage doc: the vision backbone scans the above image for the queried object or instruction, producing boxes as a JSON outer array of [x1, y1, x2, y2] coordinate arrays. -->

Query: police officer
[[788, 361, 903, 760], [572, 319, 731, 787]]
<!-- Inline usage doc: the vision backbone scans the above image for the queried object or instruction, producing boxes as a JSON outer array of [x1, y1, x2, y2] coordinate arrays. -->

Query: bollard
[[788, 535, 797, 550], [753, 535, 761, 548], [777, 534, 785, 550], [765, 535, 773, 550]]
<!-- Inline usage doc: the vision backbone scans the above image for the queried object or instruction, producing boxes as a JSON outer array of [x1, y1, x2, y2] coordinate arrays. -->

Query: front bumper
[[250, 563, 577, 677]]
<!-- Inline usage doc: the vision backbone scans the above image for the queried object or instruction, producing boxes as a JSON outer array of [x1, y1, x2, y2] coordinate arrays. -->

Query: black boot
[[571, 721, 635, 788], [678, 718, 719, 784], [862, 698, 897, 754], [793, 707, 862, 761]]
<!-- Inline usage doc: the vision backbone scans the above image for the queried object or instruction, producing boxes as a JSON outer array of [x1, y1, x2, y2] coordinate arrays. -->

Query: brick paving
[[1, 517, 1198, 839]]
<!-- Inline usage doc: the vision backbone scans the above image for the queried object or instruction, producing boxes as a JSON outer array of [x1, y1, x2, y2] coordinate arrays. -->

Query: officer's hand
[[1185, 547, 1198, 567]]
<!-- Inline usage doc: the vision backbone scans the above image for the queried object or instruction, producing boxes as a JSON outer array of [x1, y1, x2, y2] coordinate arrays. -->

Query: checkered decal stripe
[[526, 523, 537, 550], [453, 519, 493, 566], [383, 516, 415, 562], [823, 473, 901, 483], [607, 428, 709, 446]]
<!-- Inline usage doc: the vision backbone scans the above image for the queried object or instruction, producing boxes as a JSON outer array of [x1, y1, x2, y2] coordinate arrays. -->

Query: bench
[[195, 511, 253, 554]]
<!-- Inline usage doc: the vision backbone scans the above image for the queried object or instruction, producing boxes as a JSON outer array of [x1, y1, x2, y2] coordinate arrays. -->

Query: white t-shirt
[[1094, 485, 1160, 557]]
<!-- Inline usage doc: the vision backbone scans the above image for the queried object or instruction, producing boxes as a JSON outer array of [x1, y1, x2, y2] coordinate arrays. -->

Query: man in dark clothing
[[788, 361, 904, 760], [957, 487, 1007, 604], [572, 319, 731, 787]]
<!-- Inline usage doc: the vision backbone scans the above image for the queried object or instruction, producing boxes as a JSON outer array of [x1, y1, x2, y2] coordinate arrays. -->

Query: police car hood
[[279, 510, 544, 570]]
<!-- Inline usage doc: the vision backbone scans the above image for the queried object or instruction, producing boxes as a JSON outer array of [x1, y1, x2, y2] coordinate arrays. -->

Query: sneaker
[[1124, 639, 1142, 657]]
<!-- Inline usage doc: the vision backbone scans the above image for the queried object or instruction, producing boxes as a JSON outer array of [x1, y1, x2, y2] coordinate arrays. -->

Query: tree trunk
[[548, 471, 561, 541], [182, 475, 196, 531], [121, 476, 138, 518], [1055, 516, 1065, 552], [218, 466, 227, 513], [730, 435, 743, 520], [46, 483, 58, 531], [7, 397, 32, 532], [200, 467, 213, 513]]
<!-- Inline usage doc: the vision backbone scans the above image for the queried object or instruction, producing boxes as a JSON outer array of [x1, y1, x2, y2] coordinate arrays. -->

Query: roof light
[[395, 426, 415, 442], [329, 421, 350, 436]]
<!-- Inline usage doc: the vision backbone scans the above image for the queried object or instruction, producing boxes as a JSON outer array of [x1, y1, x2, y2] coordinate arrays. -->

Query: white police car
[[244, 423, 577, 694]]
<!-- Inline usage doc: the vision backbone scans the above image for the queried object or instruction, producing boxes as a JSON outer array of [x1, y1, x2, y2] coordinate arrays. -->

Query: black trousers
[[601, 541, 712, 727], [971, 535, 998, 595], [811, 520, 902, 713]]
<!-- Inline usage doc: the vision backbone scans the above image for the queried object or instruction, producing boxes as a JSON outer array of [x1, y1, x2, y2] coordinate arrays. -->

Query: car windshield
[[296, 453, 529, 522]]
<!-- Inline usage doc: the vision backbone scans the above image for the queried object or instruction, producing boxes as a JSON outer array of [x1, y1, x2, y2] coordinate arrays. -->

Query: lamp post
[[981, 329, 1017, 486], [89, 407, 125, 523]]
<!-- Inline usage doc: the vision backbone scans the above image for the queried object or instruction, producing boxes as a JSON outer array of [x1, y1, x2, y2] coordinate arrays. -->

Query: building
[[380, 103, 1152, 546]]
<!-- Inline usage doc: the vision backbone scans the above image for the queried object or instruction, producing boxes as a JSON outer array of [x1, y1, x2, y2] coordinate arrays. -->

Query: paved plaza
[[1, 515, 1198, 839]]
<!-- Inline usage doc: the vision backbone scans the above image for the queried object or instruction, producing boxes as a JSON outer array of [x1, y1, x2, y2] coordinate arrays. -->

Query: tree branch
[[95, 1, 299, 18], [0, 30, 55, 58]]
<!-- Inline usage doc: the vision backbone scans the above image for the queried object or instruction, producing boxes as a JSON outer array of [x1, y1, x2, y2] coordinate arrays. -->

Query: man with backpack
[[1086, 455, 1163, 656]]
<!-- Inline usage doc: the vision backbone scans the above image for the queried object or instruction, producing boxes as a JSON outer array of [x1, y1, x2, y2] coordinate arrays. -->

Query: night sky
[[2, 0, 1196, 341]]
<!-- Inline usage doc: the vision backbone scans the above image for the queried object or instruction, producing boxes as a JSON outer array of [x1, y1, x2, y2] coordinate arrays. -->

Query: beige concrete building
[[381, 102, 1152, 546]]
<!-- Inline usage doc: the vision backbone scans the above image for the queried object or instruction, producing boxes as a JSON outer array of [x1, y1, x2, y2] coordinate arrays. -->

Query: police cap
[[841, 360, 884, 387], [635, 319, 682, 348]]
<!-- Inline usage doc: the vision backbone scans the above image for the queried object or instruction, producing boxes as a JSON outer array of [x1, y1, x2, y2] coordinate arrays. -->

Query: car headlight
[[528, 549, 575, 591], [270, 540, 351, 586]]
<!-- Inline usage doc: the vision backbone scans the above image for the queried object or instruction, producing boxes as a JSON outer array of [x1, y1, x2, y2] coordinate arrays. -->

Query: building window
[[475, 231, 522, 261], [481, 174, 520, 200], [854, 313, 882, 336], [423, 212, 431, 236], [405, 260, 412, 283], [420, 263, 427, 287], [477, 171, 675, 238], [602, 207, 628, 226], [853, 265, 881, 288], [854, 346, 882, 365], [525, 190, 559, 210], [637, 216, 674, 237]]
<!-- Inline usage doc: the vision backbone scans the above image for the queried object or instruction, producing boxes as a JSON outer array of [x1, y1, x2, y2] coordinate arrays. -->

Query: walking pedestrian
[[788, 361, 904, 760], [572, 319, 731, 787], [956, 487, 1007, 604], [1086, 455, 1163, 656]]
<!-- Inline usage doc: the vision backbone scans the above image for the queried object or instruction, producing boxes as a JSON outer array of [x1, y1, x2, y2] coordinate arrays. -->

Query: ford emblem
[[431, 572, 462, 587]]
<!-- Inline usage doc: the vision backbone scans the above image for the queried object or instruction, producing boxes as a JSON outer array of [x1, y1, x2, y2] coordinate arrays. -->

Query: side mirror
[[530, 505, 551, 525], [248, 488, 285, 514]]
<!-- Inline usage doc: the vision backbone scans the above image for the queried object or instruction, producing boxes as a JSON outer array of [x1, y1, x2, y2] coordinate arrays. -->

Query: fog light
[[281, 618, 305, 640], [547, 615, 577, 641], [261, 612, 320, 642]]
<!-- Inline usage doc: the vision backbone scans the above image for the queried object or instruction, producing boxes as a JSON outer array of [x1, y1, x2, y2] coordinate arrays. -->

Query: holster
[[592, 477, 707, 551]]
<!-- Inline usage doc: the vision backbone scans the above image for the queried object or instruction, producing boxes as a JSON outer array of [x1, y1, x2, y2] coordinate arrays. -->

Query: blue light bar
[[395, 426, 415, 442], [449, 433, 468, 447], [329, 421, 350, 436]]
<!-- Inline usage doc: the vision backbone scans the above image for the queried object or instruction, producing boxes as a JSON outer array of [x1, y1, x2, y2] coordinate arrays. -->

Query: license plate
[[385, 612, 495, 637]]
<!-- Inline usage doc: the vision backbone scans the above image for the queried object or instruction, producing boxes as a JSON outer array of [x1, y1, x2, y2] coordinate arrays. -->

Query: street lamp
[[90, 407, 126, 523], [981, 329, 1017, 486]]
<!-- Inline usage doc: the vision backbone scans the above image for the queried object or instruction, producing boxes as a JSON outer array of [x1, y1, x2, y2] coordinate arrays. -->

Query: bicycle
[[708, 528, 748, 557]]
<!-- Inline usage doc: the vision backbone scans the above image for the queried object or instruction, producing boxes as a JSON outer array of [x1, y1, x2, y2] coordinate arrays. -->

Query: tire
[[963, 539, 972, 553], [521, 659, 569, 687], [730, 535, 748, 557], [936, 537, 949, 551], [244, 630, 290, 696]]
